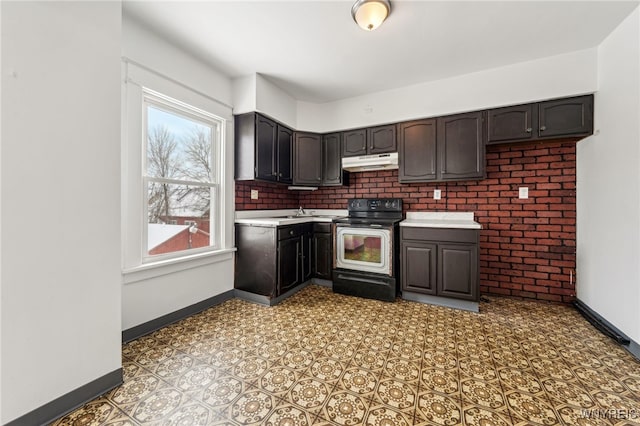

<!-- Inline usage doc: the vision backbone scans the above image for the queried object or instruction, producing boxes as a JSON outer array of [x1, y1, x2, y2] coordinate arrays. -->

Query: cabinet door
[[322, 133, 343, 186], [278, 237, 301, 296], [487, 104, 535, 144], [368, 124, 397, 154], [398, 119, 437, 182], [313, 232, 332, 279], [235, 225, 277, 297], [401, 241, 437, 295], [437, 243, 478, 301], [277, 125, 293, 184], [302, 231, 313, 282], [342, 129, 367, 157], [293, 132, 322, 185], [256, 115, 277, 181], [437, 112, 485, 181], [538, 95, 593, 139]]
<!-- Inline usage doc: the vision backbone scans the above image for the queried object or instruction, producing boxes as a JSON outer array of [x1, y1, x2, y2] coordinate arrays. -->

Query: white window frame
[[142, 90, 223, 262], [122, 60, 235, 282]]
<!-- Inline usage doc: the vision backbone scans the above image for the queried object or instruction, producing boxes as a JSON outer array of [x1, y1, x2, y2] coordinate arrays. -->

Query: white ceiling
[[123, 1, 638, 103]]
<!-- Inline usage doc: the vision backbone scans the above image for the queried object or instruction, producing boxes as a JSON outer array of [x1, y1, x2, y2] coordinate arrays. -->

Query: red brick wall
[[235, 140, 577, 303], [235, 180, 300, 210], [149, 228, 210, 255]]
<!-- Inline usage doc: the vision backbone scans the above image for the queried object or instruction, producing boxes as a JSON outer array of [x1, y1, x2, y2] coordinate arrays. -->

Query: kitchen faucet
[[297, 206, 306, 216]]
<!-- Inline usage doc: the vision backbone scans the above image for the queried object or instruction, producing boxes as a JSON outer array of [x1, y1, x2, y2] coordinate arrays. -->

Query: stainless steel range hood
[[341, 152, 398, 172]]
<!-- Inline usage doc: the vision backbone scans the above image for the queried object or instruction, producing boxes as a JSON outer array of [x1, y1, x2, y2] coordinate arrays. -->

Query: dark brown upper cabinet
[[322, 133, 344, 186], [235, 112, 293, 184], [487, 104, 535, 143], [276, 126, 293, 184], [342, 124, 397, 157], [538, 95, 593, 139], [293, 132, 347, 187], [398, 119, 437, 182], [368, 125, 397, 154], [342, 129, 367, 157], [293, 132, 323, 185], [437, 111, 485, 181], [487, 95, 593, 145], [398, 113, 484, 183]]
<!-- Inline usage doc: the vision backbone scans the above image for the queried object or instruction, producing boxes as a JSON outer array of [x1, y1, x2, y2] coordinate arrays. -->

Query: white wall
[[122, 15, 232, 107], [232, 73, 298, 128], [297, 49, 598, 133], [121, 15, 235, 330], [232, 74, 257, 115], [577, 7, 640, 344], [255, 74, 297, 128], [1, 2, 122, 422]]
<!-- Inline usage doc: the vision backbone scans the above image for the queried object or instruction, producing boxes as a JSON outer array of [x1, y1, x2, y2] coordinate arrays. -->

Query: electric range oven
[[332, 198, 403, 302]]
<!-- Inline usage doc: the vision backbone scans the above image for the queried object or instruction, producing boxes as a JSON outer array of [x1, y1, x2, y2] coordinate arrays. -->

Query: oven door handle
[[336, 274, 390, 286]]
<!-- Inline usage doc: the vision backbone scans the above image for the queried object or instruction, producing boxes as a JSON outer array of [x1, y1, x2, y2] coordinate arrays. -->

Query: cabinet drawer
[[278, 225, 303, 240], [313, 223, 331, 233], [401, 227, 478, 244]]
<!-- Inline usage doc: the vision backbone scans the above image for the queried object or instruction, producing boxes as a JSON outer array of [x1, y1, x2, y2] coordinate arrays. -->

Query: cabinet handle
[[540, 125, 547, 131], [362, 145, 366, 150], [279, 173, 283, 177], [525, 127, 532, 133], [317, 177, 321, 181], [289, 230, 294, 235], [272, 172, 278, 176]]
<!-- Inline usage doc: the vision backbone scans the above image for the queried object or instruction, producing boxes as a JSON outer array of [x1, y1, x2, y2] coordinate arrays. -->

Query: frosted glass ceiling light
[[352, 0, 391, 31]]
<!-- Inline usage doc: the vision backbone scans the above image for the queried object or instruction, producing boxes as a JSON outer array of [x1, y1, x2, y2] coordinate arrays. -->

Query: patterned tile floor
[[52, 285, 640, 425]]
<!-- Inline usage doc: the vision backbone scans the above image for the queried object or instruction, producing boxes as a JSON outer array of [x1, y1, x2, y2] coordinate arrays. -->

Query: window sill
[[123, 248, 236, 284]]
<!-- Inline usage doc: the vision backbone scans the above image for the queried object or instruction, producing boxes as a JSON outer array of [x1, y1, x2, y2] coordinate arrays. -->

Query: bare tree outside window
[[144, 101, 219, 257]]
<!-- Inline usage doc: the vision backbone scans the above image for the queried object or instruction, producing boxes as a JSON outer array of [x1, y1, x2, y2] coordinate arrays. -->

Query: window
[[143, 90, 223, 260]]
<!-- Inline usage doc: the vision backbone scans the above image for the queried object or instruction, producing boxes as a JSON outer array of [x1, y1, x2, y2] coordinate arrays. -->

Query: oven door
[[334, 225, 391, 276]]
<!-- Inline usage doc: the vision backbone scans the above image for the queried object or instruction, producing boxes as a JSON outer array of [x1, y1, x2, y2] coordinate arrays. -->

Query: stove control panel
[[348, 198, 402, 213]]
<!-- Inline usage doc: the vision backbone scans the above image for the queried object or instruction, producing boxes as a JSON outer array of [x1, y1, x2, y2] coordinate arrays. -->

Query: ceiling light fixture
[[351, 0, 391, 31]]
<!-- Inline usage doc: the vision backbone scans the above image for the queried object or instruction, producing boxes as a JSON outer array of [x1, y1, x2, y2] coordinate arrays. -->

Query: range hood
[[342, 152, 398, 172]]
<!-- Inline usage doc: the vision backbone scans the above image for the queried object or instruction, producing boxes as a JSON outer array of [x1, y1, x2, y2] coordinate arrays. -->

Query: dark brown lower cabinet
[[401, 227, 479, 302], [235, 223, 312, 299], [313, 223, 332, 279], [277, 235, 301, 295], [437, 243, 478, 301], [401, 241, 436, 294]]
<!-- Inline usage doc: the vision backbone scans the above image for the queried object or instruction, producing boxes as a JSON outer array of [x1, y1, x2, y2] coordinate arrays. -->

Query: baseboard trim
[[573, 298, 640, 361], [234, 281, 311, 306], [402, 291, 479, 313], [5, 369, 122, 426], [312, 278, 333, 288], [122, 289, 235, 343]]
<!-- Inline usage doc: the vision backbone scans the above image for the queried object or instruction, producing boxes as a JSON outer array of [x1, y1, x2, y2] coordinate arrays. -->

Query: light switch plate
[[433, 189, 442, 200], [250, 189, 259, 200], [519, 187, 529, 199]]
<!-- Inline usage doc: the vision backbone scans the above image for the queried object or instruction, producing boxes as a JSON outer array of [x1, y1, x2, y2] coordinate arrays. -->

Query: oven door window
[[336, 227, 391, 275]]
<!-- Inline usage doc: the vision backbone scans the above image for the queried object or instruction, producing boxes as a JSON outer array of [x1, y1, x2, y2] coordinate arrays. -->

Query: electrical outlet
[[519, 187, 529, 199], [433, 189, 441, 200], [250, 189, 259, 200]]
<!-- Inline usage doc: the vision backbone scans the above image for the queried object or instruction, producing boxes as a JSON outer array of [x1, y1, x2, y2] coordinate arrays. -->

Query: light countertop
[[235, 209, 347, 227], [400, 212, 482, 229]]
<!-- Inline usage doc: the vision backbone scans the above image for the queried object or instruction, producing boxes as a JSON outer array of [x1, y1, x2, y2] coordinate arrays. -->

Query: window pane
[[146, 105, 214, 182], [147, 182, 212, 256], [342, 234, 382, 263]]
